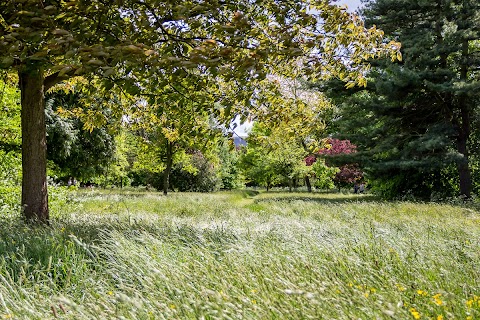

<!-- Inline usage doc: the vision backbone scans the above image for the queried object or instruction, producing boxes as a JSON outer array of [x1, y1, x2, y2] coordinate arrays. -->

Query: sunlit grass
[[0, 189, 479, 319]]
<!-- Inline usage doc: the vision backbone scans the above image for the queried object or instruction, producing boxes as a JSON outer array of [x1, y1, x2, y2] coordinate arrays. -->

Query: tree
[[250, 74, 334, 192], [128, 71, 223, 195], [0, 78, 21, 211], [0, 0, 399, 223], [217, 137, 243, 190], [323, 0, 480, 199], [241, 122, 313, 191], [377, 0, 478, 198], [239, 141, 281, 191], [171, 150, 221, 192], [45, 90, 116, 183], [0, 77, 21, 152], [316, 138, 363, 191]]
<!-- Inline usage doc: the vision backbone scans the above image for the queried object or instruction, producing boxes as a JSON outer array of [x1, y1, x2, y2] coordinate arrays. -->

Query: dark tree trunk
[[305, 176, 312, 192], [457, 146, 472, 198], [456, 106, 472, 198], [456, 39, 472, 198], [19, 67, 49, 223], [163, 142, 173, 196]]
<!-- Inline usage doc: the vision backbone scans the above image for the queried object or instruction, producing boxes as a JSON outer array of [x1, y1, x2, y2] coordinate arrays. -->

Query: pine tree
[[326, 0, 480, 199]]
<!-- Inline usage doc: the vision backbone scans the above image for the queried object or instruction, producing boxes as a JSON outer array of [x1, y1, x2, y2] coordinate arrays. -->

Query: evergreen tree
[[325, 0, 480, 199], [45, 91, 116, 183]]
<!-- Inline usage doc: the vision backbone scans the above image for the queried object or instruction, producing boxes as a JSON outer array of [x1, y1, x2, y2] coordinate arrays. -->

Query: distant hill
[[233, 136, 247, 147]]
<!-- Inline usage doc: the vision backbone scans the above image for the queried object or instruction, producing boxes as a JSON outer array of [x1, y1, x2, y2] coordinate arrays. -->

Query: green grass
[[0, 190, 479, 319]]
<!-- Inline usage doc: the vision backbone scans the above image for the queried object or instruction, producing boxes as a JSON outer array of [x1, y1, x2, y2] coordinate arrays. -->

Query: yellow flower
[[396, 284, 406, 292], [364, 292, 369, 298], [436, 315, 443, 320], [2, 315, 13, 319], [107, 291, 113, 296], [433, 293, 443, 306], [466, 295, 479, 308], [417, 290, 428, 296], [409, 308, 421, 320]]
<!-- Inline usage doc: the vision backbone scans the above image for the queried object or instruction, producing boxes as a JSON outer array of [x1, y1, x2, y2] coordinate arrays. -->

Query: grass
[[0, 189, 479, 319]]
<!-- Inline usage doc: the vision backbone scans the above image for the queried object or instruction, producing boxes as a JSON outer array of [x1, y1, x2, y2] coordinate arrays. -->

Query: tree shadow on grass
[[253, 193, 384, 205]]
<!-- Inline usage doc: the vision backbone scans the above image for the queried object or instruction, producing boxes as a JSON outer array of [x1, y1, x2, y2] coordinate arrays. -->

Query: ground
[[0, 190, 479, 319]]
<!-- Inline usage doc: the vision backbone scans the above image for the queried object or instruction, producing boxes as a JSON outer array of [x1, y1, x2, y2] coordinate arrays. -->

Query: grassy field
[[0, 189, 479, 319]]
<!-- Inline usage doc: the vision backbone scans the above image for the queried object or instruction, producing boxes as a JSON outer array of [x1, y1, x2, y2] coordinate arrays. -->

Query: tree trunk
[[163, 142, 173, 196], [305, 176, 312, 192], [456, 106, 472, 198], [456, 39, 472, 198], [19, 67, 49, 223], [457, 151, 472, 198]]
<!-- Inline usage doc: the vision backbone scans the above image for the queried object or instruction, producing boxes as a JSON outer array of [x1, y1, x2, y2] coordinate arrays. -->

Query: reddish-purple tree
[[318, 138, 357, 156], [307, 138, 363, 190], [305, 155, 316, 166]]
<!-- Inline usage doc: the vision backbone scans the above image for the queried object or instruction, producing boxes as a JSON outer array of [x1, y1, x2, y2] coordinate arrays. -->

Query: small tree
[[313, 138, 363, 191]]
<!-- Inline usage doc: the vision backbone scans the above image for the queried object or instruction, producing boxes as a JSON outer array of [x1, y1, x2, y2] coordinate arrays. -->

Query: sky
[[233, 0, 363, 136], [340, 0, 362, 12]]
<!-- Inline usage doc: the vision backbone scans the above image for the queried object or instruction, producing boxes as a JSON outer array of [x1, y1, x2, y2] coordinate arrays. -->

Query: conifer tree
[[326, 0, 480, 199]]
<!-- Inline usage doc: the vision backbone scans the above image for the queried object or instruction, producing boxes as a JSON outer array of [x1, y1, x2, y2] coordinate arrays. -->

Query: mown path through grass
[[0, 190, 479, 319]]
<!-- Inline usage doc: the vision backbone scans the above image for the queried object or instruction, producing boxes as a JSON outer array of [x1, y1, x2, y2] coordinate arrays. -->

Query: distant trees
[[0, 79, 20, 152], [0, 0, 399, 223], [0, 80, 21, 210], [239, 74, 331, 191]]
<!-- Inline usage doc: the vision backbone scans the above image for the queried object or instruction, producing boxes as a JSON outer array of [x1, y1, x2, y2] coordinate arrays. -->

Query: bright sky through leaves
[[340, 0, 362, 12]]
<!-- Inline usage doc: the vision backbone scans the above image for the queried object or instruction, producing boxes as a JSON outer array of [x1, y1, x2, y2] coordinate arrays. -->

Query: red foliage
[[305, 155, 316, 166], [334, 164, 363, 184], [318, 138, 356, 155], [304, 138, 356, 165], [304, 138, 363, 186]]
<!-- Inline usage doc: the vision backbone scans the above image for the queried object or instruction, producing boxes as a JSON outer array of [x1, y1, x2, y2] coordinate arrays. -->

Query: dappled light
[[1, 0, 480, 318], [0, 191, 479, 318]]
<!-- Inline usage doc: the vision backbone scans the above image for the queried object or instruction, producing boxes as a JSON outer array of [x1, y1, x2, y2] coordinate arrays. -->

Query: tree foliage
[[322, 0, 480, 199], [45, 90, 116, 182], [0, 78, 20, 151], [0, 0, 400, 221]]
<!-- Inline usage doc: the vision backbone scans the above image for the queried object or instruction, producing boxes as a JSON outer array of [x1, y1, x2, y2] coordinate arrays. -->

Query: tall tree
[[0, 0, 399, 222], [324, 0, 480, 199]]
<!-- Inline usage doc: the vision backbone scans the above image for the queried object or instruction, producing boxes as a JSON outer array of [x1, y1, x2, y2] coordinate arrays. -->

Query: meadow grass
[[0, 189, 479, 319]]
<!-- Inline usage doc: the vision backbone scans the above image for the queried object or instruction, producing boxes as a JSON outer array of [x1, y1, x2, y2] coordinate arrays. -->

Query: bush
[[0, 150, 21, 215]]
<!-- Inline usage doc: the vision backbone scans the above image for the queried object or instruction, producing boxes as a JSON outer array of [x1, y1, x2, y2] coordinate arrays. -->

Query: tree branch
[[44, 72, 71, 92]]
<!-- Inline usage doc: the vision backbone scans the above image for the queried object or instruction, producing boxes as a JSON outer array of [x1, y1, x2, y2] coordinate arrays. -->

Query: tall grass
[[0, 190, 479, 319]]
